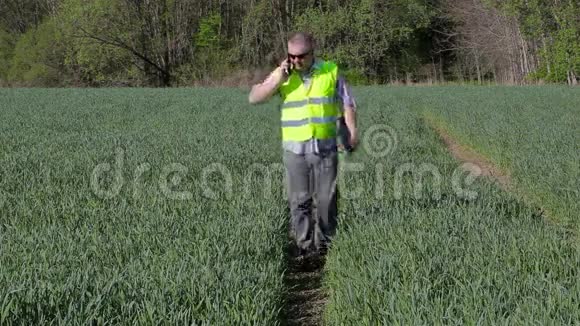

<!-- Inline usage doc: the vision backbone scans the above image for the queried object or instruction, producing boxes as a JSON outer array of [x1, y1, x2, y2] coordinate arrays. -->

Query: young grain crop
[[0, 87, 578, 324], [323, 86, 580, 324], [416, 86, 579, 229], [0, 88, 288, 324]]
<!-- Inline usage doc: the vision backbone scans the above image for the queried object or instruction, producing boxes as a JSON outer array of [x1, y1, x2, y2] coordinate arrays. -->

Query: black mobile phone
[[285, 55, 293, 75]]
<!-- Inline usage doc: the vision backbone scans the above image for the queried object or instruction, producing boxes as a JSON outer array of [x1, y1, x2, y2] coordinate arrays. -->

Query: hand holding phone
[[283, 56, 292, 75]]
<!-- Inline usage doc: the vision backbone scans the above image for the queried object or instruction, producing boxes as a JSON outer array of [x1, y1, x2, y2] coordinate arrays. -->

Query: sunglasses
[[288, 51, 312, 60]]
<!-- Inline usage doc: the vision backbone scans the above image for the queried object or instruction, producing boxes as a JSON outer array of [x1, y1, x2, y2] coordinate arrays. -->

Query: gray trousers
[[283, 150, 338, 250]]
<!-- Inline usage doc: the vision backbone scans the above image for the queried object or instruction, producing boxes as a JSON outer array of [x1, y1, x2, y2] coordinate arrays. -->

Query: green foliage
[[0, 0, 577, 86], [545, 28, 580, 82], [238, 0, 278, 67], [340, 67, 370, 86], [8, 30, 40, 83], [293, 7, 353, 65], [190, 13, 236, 81], [527, 28, 580, 83], [7, 18, 65, 86], [57, 0, 136, 85], [293, 0, 433, 82], [195, 14, 222, 49], [495, 0, 579, 83], [72, 41, 136, 85], [0, 28, 16, 81]]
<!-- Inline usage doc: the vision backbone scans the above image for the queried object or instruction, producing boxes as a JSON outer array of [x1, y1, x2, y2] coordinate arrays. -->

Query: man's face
[[288, 41, 314, 72]]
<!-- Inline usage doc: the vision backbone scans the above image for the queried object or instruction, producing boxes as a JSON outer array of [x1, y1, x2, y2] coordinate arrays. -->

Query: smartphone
[[284, 55, 293, 75]]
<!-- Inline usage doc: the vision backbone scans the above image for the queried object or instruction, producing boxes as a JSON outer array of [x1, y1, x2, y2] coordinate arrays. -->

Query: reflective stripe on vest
[[282, 138, 337, 153], [281, 116, 337, 127], [282, 96, 337, 109], [278, 60, 340, 142]]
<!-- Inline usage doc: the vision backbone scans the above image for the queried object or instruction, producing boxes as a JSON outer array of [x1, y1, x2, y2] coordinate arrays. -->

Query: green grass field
[[414, 86, 579, 230], [0, 86, 578, 324]]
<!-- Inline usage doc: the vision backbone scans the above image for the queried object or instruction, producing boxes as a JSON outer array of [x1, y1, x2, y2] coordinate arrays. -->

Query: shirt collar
[[311, 57, 324, 70], [300, 57, 324, 76]]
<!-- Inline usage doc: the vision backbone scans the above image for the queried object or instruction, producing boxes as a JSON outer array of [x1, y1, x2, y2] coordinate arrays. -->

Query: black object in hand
[[284, 56, 293, 75]]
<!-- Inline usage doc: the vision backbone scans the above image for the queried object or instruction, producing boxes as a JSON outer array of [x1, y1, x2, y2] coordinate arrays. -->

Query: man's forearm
[[249, 68, 284, 104], [344, 106, 357, 135]]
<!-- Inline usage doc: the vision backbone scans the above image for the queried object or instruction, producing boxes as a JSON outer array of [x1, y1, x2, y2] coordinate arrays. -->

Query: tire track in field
[[424, 115, 564, 230], [427, 116, 580, 242], [425, 117, 512, 191]]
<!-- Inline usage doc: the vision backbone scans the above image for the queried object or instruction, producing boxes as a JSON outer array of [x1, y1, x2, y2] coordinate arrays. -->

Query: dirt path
[[282, 244, 327, 326], [427, 119, 512, 191], [427, 117, 580, 242], [426, 117, 562, 223]]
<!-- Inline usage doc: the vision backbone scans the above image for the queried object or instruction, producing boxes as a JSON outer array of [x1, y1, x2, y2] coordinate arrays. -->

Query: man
[[248, 32, 358, 256]]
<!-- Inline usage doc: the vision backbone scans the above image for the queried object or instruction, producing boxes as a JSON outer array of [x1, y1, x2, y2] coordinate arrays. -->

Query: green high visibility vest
[[278, 60, 341, 142]]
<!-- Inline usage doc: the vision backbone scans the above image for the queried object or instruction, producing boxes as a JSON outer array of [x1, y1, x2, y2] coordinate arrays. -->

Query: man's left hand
[[348, 130, 358, 151]]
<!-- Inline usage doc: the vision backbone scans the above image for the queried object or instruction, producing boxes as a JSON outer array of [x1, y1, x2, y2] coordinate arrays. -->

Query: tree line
[[0, 0, 578, 87]]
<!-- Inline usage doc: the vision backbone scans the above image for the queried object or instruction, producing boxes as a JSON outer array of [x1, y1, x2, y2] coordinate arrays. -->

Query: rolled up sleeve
[[337, 76, 357, 112]]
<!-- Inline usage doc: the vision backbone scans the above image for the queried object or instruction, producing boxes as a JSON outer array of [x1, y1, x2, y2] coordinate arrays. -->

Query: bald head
[[288, 32, 315, 50], [287, 32, 315, 72]]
